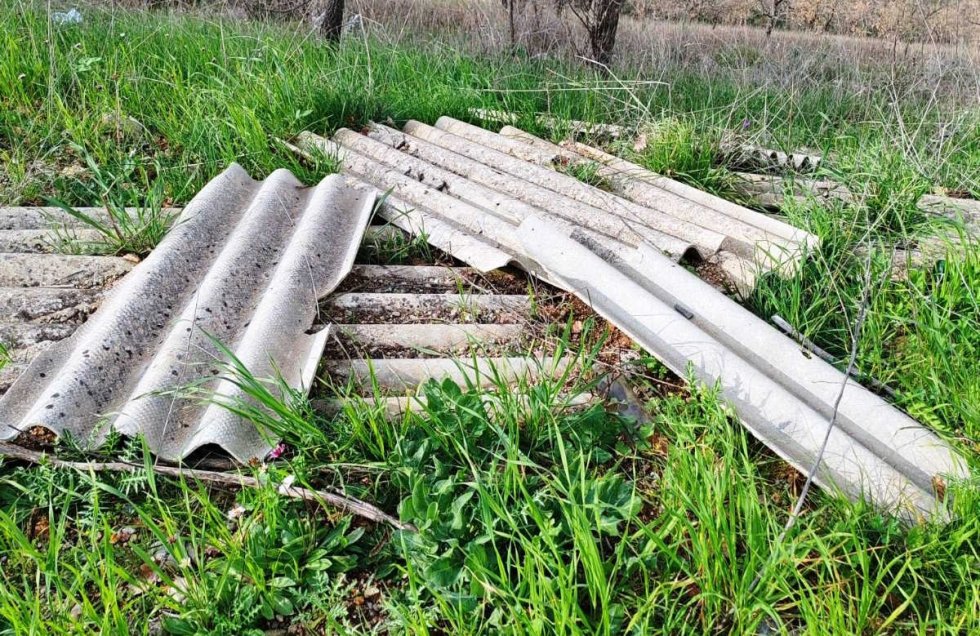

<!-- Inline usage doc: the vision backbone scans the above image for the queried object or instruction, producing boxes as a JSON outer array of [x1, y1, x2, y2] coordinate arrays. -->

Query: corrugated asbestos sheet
[[294, 121, 965, 517], [296, 116, 817, 295], [0, 164, 377, 462], [0, 216, 568, 438], [0, 204, 567, 436], [0, 118, 965, 516], [734, 171, 980, 231], [519, 219, 966, 518]]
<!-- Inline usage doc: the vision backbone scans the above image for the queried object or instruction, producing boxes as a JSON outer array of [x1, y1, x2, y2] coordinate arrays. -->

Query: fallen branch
[[0, 441, 415, 532]]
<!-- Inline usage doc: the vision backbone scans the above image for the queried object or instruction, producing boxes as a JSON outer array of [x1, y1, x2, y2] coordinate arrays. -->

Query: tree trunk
[[320, 0, 345, 42], [592, 0, 625, 66]]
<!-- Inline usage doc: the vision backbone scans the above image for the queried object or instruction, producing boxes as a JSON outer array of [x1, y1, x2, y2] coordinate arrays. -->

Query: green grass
[[357, 224, 437, 266], [623, 117, 743, 199], [1, 3, 977, 208], [749, 193, 980, 445], [1, 3, 979, 634], [557, 159, 615, 191], [48, 144, 174, 256], [1, 347, 977, 634]]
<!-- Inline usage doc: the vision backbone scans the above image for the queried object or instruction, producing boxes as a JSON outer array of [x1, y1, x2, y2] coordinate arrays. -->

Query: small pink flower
[[267, 442, 287, 460]]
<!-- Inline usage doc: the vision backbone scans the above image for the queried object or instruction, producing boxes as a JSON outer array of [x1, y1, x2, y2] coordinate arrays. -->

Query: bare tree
[[319, 0, 345, 42], [501, 0, 520, 47], [556, 0, 627, 67], [757, 0, 791, 36]]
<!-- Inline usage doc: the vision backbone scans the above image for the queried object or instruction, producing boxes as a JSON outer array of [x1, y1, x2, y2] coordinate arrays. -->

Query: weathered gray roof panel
[[0, 164, 376, 462], [299, 116, 816, 295], [517, 217, 966, 519], [293, 122, 964, 517]]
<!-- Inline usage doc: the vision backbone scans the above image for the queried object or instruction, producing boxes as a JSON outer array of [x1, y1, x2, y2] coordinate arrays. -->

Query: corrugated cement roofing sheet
[[296, 116, 816, 295], [294, 125, 963, 518], [518, 218, 967, 519], [0, 164, 377, 462]]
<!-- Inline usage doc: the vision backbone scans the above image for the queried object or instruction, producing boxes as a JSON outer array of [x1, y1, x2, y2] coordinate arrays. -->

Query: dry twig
[[744, 251, 878, 601], [0, 441, 415, 532]]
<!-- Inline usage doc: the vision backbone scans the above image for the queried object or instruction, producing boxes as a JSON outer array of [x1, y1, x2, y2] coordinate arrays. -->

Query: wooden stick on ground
[[0, 441, 415, 532]]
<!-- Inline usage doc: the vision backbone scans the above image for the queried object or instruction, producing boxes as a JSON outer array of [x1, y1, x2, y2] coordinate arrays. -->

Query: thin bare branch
[[0, 441, 416, 532]]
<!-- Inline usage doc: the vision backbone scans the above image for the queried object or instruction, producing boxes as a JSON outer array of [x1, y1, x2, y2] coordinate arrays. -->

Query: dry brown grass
[[346, 0, 979, 104], [85, 0, 980, 105], [626, 0, 980, 45]]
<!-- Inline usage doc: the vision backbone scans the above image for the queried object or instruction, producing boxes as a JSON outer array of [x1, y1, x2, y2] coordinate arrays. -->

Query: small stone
[[226, 504, 246, 521], [166, 577, 187, 603], [152, 546, 177, 567], [110, 526, 136, 545], [59, 164, 88, 179]]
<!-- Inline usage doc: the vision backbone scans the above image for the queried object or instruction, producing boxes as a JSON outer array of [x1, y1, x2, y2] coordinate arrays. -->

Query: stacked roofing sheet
[[297, 116, 816, 295], [0, 119, 966, 518], [468, 107, 824, 172], [734, 171, 980, 231], [0, 164, 377, 462], [0, 206, 182, 254], [0, 252, 135, 392], [294, 121, 965, 517]]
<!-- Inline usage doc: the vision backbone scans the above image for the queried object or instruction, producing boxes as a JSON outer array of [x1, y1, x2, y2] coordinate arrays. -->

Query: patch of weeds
[[180, 335, 333, 458], [1, 337, 978, 633], [0, 432, 370, 634], [833, 144, 931, 238], [358, 225, 435, 266], [386, 373, 640, 633], [0, 343, 8, 372], [157, 496, 365, 635], [350, 192, 434, 266], [557, 159, 614, 191], [49, 146, 174, 257], [451, 277, 482, 322], [887, 245, 980, 440], [628, 117, 739, 198], [712, 42, 764, 69]]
